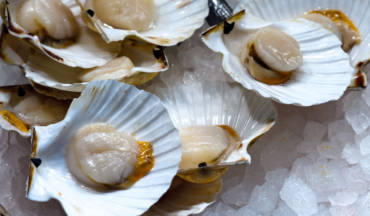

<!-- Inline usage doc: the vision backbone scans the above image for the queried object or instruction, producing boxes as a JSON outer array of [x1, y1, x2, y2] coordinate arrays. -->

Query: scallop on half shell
[[0, 31, 168, 97], [152, 81, 277, 183], [77, 0, 209, 45], [28, 80, 182, 215], [0, 85, 69, 137], [202, 9, 357, 106], [236, 0, 370, 77], [3, 0, 121, 68]]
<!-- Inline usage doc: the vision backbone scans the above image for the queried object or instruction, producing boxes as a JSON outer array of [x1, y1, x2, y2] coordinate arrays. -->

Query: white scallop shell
[[201, 11, 355, 106], [4, 0, 121, 68], [144, 177, 222, 216], [0, 86, 69, 137], [1, 33, 168, 93], [77, 0, 209, 46], [153, 81, 277, 167], [28, 80, 182, 216], [236, 0, 370, 69]]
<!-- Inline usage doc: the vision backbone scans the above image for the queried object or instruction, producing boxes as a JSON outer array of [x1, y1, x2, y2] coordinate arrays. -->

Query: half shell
[[0, 85, 69, 137], [77, 0, 209, 45], [144, 177, 222, 216], [28, 80, 182, 215], [3, 0, 121, 68], [236, 0, 370, 72], [1, 32, 168, 95], [202, 11, 355, 106], [153, 81, 276, 182]]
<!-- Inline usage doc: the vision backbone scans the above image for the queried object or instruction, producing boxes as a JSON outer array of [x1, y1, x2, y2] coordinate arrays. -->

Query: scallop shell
[[28, 80, 182, 215], [153, 81, 276, 180], [202, 11, 356, 106], [235, 0, 370, 71], [1, 32, 168, 94], [144, 177, 222, 216], [3, 0, 121, 68], [0, 85, 69, 137], [77, 0, 209, 46]]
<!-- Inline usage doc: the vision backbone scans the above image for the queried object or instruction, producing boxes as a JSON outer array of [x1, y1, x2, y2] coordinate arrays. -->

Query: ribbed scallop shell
[[1, 32, 168, 94], [77, 0, 209, 46], [28, 80, 182, 216], [4, 0, 121, 68], [235, 0, 370, 69], [144, 177, 222, 216], [201, 11, 355, 106], [153, 81, 277, 168]]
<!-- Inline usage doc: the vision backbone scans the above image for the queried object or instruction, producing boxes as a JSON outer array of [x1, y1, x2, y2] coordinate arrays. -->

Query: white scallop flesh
[[91, 0, 155, 31], [16, 0, 79, 40], [179, 126, 231, 170], [67, 123, 139, 186], [254, 27, 303, 73], [12, 94, 67, 126], [79, 56, 134, 82], [302, 13, 342, 39]]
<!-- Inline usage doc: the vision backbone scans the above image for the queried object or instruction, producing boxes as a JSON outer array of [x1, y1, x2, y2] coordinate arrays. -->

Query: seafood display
[[0, 0, 369, 215]]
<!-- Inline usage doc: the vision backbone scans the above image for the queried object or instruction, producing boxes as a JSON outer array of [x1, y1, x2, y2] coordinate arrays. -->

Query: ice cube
[[343, 165, 368, 195], [328, 190, 358, 206], [317, 141, 345, 159], [260, 129, 301, 171], [279, 175, 318, 216], [328, 119, 353, 139], [248, 182, 279, 214], [265, 168, 289, 188], [221, 184, 250, 207], [296, 140, 317, 154], [235, 206, 260, 216], [342, 143, 362, 165], [360, 135, 370, 155], [272, 201, 297, 216], [302, 121, 326, 143], [329, 205, 357, 216], [359, 156, 370, 178], [345, 98, 370, 134]]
